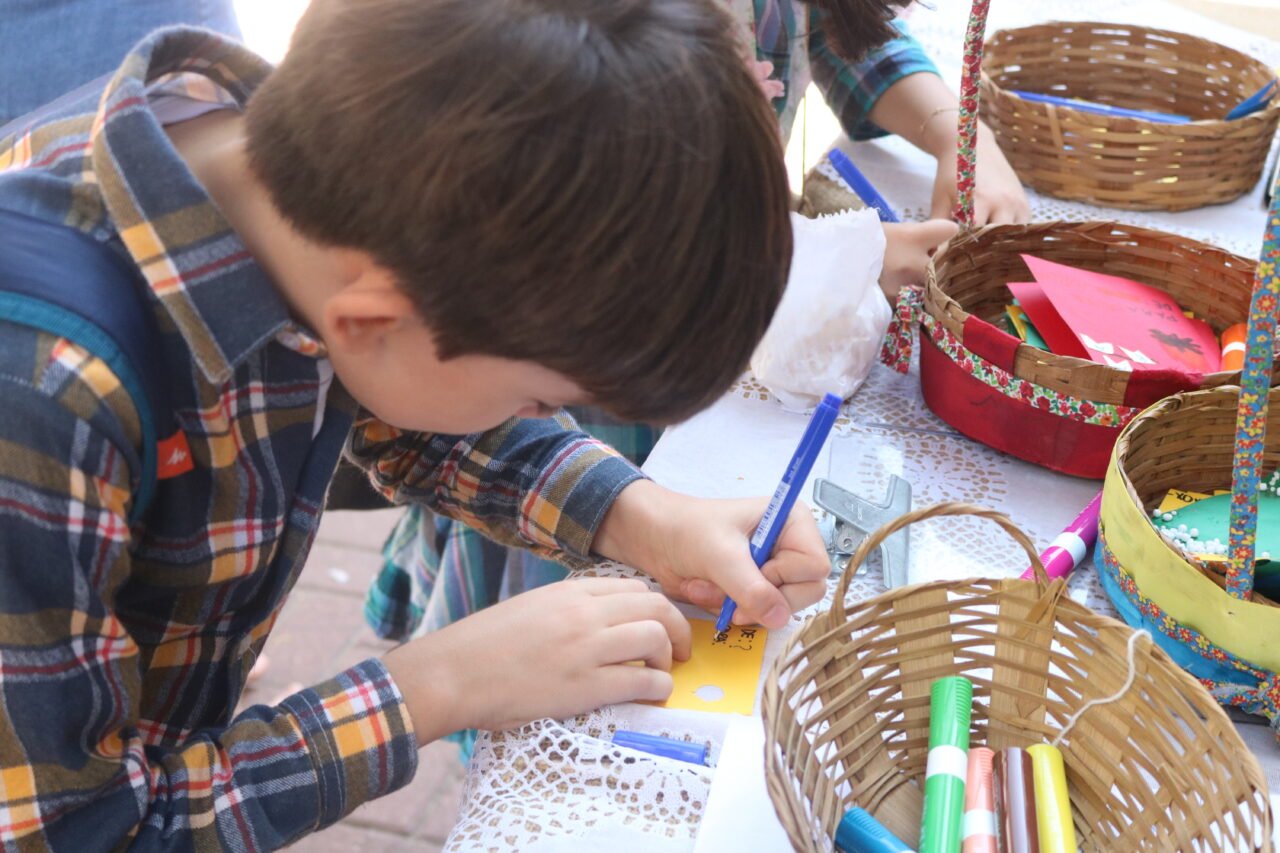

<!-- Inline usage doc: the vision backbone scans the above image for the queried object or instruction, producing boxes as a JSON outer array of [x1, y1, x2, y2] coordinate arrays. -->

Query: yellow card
[[1006, 304, 1032, 341], [1156, 488, 1228, 513], [659, 620, 767, 715]]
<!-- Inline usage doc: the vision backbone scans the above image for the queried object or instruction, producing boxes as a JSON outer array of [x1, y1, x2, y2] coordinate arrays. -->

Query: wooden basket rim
[[923, 221, 1260, 397]]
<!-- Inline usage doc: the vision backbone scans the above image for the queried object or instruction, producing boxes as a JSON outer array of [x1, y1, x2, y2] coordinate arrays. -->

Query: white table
[[445, 0, 1280, 848]]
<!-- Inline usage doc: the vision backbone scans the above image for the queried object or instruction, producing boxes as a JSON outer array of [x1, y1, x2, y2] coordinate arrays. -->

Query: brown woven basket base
[[763, 503, 1272, 851]]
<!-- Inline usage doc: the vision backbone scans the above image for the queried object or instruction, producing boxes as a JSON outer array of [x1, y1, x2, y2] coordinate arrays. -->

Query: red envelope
[[1020, 255, 1220, 374], [1006, 282, 1089, 359]]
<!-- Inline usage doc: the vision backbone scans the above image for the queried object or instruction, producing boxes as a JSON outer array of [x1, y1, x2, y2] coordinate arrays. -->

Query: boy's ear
[[322, 255, 420, 354]]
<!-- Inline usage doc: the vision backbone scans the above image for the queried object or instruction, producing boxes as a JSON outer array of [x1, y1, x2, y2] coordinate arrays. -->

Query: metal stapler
[[814, 476, 912, 588]]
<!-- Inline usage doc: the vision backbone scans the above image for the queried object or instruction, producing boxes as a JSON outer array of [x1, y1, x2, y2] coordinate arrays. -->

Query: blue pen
[[1226, 79, 1277, 120], [715, 392, 842, 633], [828, 149, 900, 223], [836, 806, 915, 853], [611, 730, 709, 765], [1010, 90, 1191, 124]]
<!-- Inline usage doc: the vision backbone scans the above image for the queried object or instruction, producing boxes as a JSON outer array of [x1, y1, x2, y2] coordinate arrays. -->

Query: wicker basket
[[1099, 386, 1280, 728], [762, 502, 1272, 852], [980, 22, 1280, 211], [911, 220, 1263, 477]]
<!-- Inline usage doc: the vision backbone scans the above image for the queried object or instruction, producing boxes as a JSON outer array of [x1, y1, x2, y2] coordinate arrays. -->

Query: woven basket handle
[[829, 501, 1047, 625]]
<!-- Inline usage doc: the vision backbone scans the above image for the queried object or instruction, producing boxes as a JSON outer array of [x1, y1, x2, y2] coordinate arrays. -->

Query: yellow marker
[[1027, 744, 1076, 853], [656, 619, 767, 715]]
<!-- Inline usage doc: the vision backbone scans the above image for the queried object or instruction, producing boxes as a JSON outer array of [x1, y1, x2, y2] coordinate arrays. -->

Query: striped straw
[[953, 0, 992, 228], [1226, 194, 1280, 598]]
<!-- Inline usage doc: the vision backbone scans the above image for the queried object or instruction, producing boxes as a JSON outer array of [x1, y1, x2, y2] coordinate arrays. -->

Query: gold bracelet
[[917, 106, 960, 140]]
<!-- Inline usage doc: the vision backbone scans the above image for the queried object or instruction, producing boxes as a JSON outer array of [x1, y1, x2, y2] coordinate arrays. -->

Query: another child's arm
[[866, 71, 1029, 225], [808, 16, 1029, 225], [880, 218, 960, 301]]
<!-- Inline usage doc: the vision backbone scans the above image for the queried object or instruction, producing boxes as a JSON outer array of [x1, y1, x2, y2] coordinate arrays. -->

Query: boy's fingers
[[717, 563, 790, 629], [762, 552, 829, 612], [598, 593, 691, 661], [779, 502, 828, 560], [599, 621, 676, 671], [598, 665, 675, 706]]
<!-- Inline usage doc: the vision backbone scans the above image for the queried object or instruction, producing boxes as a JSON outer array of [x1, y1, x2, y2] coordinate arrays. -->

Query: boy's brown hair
[[808, 0, 915, 61], [245, 0, 792, 424]]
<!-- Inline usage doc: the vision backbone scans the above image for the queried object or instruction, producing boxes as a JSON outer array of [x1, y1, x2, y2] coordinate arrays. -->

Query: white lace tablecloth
[[445, 1, 1280, 849]]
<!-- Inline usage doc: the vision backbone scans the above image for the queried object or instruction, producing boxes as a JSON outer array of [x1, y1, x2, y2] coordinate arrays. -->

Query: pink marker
[[963, 747, 998, 853], [1020, 492, 1102, 581]]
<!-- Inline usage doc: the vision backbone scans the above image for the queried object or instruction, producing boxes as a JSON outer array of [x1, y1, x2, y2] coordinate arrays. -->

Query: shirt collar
[[91, 27, 299, 385]]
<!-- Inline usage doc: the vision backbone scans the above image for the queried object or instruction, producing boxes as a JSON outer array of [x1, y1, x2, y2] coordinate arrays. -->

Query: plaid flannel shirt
[[0, 28, 641, 851]]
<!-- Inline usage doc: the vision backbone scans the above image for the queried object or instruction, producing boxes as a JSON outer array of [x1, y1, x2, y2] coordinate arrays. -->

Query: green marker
[[920, 676, 973, 853]]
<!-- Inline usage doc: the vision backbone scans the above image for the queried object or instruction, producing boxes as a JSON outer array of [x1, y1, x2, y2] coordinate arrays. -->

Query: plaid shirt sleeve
[[0, 358, 417, 851], [808, 16, 940, 142], [347, 412, 646, 568]]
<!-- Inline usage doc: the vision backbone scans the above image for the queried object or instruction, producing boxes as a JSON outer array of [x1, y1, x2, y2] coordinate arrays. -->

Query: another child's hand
[[383, 577, 690, 741], [595, 481, 830, 629], [929, 122, 1030, 225], [750, 60, 785, 101], [880, 219, 959, 301]]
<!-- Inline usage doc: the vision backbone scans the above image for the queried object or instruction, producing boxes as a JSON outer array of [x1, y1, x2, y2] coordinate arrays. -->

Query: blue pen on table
[[1009, 90, 1191, 124], [828, 149, 900, 223], [612, 730, 709, 766], [714, 392, 843, 633]]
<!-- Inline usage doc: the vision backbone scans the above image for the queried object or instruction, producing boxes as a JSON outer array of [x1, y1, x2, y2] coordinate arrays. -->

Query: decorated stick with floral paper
[[1226, 197, 1280, 598], [952, 0, 991, 228]]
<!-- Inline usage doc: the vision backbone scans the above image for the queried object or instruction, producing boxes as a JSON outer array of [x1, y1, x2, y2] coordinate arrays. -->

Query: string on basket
[[1050, 629, 1151, 750]]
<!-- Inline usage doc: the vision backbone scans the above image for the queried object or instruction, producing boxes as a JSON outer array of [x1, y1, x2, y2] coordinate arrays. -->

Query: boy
[[371, 0, 1028, 682], [0, 0, 829, 848]]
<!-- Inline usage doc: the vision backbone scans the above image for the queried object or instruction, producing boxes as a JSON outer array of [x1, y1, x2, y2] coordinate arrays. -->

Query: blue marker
[[612, 730, 708, 765], [836, 807, 915, 853], [1009, 90, 1190, 124], [715, 392, 842, 633], [828, 149, 900, 223]]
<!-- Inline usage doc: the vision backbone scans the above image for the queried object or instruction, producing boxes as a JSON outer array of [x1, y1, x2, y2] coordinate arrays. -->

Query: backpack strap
[[0, 207, 175, 523]]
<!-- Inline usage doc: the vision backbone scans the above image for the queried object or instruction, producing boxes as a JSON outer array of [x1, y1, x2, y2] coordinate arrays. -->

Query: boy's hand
[[594, 481, 830, 630], [880, 219, 960, 301], [384, 577, 690, 744]]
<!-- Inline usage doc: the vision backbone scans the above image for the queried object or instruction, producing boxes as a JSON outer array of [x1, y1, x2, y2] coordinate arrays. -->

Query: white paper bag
[[750, 209, 891, 412]]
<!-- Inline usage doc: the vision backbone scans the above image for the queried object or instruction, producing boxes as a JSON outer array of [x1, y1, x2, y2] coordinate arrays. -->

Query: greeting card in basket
[[1011, 255, 1220, 374]]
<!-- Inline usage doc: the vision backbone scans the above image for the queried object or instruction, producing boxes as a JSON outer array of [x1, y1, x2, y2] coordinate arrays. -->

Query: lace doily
[[445, 710, 722, 852]]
